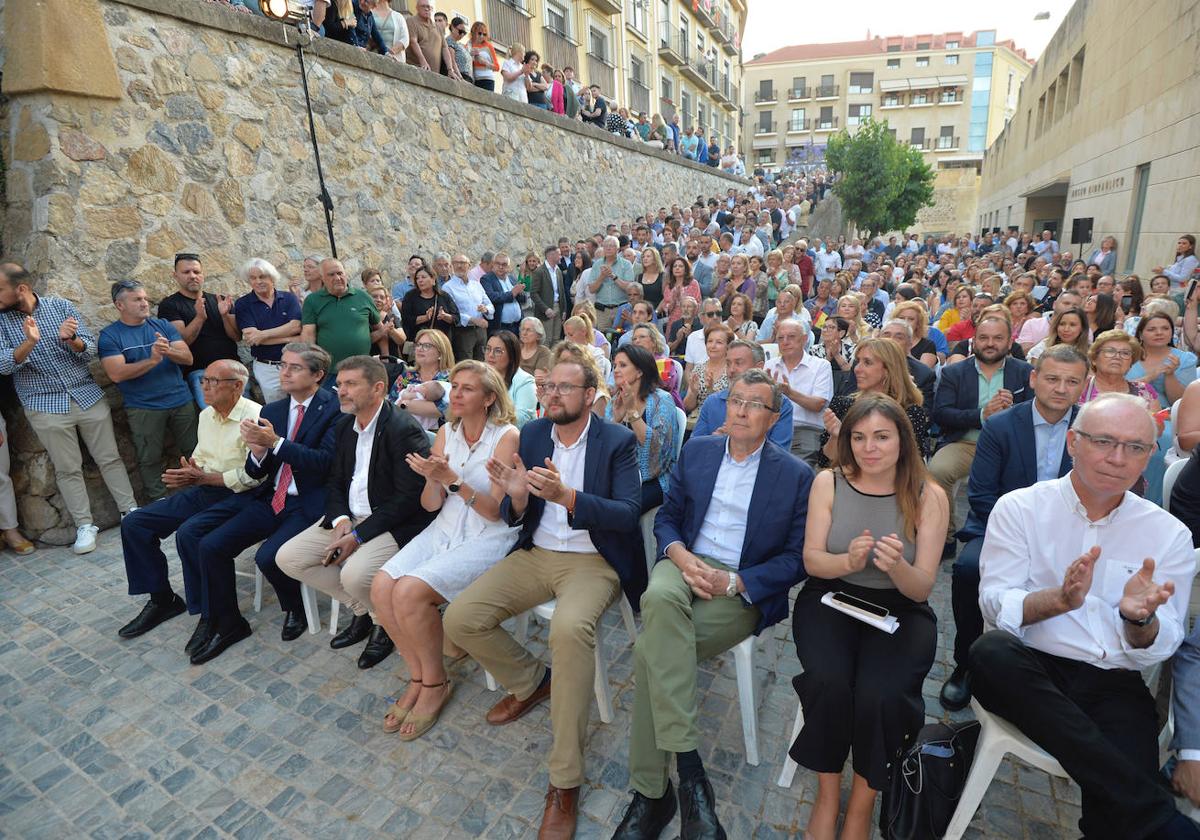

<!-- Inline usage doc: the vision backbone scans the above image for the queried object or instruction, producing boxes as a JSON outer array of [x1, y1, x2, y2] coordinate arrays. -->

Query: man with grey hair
[[117, 359, 263, 645], [588, 235, 636, 331], [876, 319, 937, 406], [969, 392, 1199, 840], [99, 280, 198, 503], [693, 339, 793, 447], [612, 368, 812, 839], [443, 253, 493, 360], [233, 258, 302, 404], [481, 251, 525, 336], [765, 318, 832, 466], [684, 298, 725, 367]]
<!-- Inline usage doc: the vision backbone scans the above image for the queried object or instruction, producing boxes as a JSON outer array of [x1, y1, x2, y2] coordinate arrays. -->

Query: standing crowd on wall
[[204, 0, 749, 174], [3, 149, 1200, 840]]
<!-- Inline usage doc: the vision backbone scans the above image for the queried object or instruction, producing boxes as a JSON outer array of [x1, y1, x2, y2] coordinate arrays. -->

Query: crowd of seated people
[[2, 178, 1200, 839]]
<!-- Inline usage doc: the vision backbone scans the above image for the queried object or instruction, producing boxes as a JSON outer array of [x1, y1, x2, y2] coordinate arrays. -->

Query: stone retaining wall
[[0, 0, 746, 540]]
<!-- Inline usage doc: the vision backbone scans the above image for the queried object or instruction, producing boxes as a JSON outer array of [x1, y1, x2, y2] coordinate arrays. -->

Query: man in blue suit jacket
[[480, 252, 526, 335], [938, 343, 1088, 710], [612, 369, 812, 840], [692, 339, 794, 447], [175, 344, 341, 664], [444, 356, 642, 839], [930, 315, 1033, 554], [1172, 621, 1200, 810]]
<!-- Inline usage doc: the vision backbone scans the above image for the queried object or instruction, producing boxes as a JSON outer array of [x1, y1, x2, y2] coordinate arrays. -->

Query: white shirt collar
[[1056, 472, 1128, 525], [550, 415, 591, 452], [291, 393, 315, 413], [356, 401, 384, 436], [723, 437, 765, 467], [545, 260, 557, 274]]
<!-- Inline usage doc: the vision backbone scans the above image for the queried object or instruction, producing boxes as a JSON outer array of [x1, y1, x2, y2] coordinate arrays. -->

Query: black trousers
[[790, 578, 936, 791], [950, 535, 985, 667], [640, 479, 663, 514], [970, 631, 1181, 840], [174, 493, 310, 624]]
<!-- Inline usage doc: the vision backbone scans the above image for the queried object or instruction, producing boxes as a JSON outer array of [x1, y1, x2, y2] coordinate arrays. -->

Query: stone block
[[12, 110, 51, 162], [87, 206, 143, 240], [59, 128, 107, 161], [214, 179, 245, 227], [126, 144, 179, 194]]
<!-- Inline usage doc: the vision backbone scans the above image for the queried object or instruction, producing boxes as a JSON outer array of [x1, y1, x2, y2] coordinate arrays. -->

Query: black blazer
[[932, 357, 1034, 446], [323, 400, 434, 545], [244, 388, 341, 523]]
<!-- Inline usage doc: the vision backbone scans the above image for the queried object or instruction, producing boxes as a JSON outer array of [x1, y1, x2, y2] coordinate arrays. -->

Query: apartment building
[[435, 0, 747, 150], [978, 0, 1199, 277]]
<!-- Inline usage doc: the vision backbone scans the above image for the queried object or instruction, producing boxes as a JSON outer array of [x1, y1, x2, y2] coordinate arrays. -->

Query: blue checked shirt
[[0, 295, 105, 413]]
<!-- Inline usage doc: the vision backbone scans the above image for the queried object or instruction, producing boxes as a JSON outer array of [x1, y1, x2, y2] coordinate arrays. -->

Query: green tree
[[825, 118, 935, 239]]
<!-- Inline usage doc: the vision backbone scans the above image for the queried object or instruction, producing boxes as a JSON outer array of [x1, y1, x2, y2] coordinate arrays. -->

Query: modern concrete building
[[439, 0, 747, 150], [976, 0, 1200, 277], [742, 30, 1032, 234]]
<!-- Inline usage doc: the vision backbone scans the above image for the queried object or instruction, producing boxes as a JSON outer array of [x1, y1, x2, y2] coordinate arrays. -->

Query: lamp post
[[259, 0, 338, 258]]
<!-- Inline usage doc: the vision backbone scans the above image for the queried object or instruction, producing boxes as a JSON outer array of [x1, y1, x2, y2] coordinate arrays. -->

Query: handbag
[[882, 719, 981, 840]]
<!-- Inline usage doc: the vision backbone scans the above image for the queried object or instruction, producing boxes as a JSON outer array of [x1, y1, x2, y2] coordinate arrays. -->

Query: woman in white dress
[[370, 361, 520, 741]]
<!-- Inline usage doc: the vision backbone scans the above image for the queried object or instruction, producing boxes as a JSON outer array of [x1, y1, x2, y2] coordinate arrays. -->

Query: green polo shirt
[[301, 287, 380, 367], [964, 357, 1007, 443]]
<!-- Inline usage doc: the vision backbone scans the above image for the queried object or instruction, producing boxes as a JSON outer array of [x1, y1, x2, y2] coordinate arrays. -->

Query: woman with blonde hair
[[1003, 290, 1036, 342], [395, 328, 455, 430], [562, 315, 612, 381], [549, 340, 610, 416], [836, 294, 872, 343], [570, 301, 611, 358], [890, 301, 938, 369], [636, 247, 665, 313], [372, 360, 519, 740], [819, 337, 930, 466], [683, 322, 734, 414]]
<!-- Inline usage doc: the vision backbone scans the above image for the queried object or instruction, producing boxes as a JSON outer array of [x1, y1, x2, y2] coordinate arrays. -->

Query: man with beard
[[444, 358, 643, 840], [930, 314, 1033, 558], [157, 253, 240, 408]]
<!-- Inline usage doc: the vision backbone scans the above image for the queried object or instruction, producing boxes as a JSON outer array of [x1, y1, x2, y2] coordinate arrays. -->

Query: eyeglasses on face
[[538, 382, 586, 395], [1099, 347, 1133, 360], [200, 377, 239, 386], [1074, 430, 1153, 458], [414, 342, 438, 351], [702, 310, 721, 318], [727, 396, 772, 412]]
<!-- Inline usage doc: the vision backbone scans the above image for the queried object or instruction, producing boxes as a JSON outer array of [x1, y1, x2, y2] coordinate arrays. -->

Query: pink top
[[661, 279, 702, 324], [551, 81, 565, 115]]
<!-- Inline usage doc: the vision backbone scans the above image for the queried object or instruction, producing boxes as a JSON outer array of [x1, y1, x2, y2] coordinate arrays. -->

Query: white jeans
[[253, 360, 285, 405], [0, 413, 18, 530]]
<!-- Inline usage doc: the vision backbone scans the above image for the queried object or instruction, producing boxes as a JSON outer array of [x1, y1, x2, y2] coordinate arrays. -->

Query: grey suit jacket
[[1173, 618, 1200, 752], [530, 264, 566, 320]]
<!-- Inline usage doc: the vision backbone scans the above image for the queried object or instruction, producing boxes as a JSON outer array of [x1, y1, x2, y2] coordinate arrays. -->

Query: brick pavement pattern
[[0, 526, 1087, 839]]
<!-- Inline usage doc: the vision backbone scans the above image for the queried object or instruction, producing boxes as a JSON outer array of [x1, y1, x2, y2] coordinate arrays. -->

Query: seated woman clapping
[[790, 394, 948, 840], [370, 361, 521, 741]]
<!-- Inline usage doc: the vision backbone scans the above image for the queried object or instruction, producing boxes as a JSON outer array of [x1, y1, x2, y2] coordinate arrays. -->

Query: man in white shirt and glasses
[[971, 393, 1200, 840], [765, 319, 832, 467]]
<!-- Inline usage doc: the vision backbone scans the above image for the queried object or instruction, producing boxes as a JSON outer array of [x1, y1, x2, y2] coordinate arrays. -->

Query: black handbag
[[882, 719, 981, 840]]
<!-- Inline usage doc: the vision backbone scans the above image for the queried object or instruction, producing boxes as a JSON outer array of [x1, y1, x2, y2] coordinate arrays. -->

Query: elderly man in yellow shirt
[[117, 359, 264, 657]]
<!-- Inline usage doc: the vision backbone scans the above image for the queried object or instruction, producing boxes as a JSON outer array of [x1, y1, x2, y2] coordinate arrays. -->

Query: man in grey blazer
[[1172, 620, 1200, 809], [531, 245, 568, 343]]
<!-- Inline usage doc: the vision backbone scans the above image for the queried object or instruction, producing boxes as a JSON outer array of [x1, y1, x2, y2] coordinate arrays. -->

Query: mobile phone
[[1122, 294, 1133, 312], [1187, 278, 1198, 304], [831, 591, 889, 619]]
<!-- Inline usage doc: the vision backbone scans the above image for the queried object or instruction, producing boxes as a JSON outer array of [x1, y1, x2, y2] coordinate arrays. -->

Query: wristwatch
[[1120, 610, 1157, 627], [725, 572, 738, 598], [447, 481, 462, 494]]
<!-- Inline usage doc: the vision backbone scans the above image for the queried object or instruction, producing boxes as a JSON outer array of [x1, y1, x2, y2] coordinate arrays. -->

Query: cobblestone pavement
[[0, 525, 1088, 839]]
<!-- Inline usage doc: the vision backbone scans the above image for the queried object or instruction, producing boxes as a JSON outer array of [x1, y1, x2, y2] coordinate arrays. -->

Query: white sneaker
[[72, 524, 100, 554]]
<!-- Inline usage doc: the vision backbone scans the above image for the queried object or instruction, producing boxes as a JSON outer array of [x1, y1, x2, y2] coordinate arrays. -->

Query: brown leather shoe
[[536, 784, 578, 839], [3, 530, 34, 556], [486, 677, 551, 725]]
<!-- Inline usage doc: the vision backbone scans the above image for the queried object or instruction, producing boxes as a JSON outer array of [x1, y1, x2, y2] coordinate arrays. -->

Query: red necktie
[[270, 404, 305, 514]]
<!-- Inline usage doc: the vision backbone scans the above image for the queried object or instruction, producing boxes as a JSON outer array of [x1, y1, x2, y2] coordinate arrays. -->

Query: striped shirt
[[0, 295, 105, 414]]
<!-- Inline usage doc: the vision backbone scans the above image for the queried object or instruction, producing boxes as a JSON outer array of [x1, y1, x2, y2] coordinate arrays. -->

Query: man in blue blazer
[[480, 251, 526, 335], [444, 356, 643, 840], [1171, 621, 1200, 810], [174, 343, 341, 664], [930, 314, 1033, 556], [939, 343, 1087, 710], [613, 369, 812, 840]]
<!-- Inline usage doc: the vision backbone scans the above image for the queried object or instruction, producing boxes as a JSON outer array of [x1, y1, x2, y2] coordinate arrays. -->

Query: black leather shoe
[[184, 618, 211, 657], [613, 781, 677, 839], [330, 613, 373, 649], [281, 610, 308, 641], [677, 773, 726, 840], [357, 625, 395, 669], [939, 666, 972, 712], [118, 595, 186, 639], [190, 618, 252, 665]]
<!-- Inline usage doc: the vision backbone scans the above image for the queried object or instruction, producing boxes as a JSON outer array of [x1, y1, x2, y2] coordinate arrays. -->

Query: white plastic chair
[[299, 583, 321, 635], [234, 567, 264, 613], [673, 406, 687, 456], [776, 698, 805, 788], [732, 632, 775, 766], [1164, 457, 1187, 510], [760, 343, 780, 362]]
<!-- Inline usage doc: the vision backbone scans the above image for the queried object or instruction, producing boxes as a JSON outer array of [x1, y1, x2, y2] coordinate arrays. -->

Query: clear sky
[[742, 0, 1076, 63]]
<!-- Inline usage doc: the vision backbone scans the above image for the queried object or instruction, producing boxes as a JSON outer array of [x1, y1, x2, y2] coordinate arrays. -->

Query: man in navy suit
[[480, 251, 525, 335], [444, 357, 643, 840], [930, 314, 1033, 557], [613, 369, 812, 840], [1172, 621, 1200, 809], [173, 343, 342, 665], [939, 344, 1087, 710]]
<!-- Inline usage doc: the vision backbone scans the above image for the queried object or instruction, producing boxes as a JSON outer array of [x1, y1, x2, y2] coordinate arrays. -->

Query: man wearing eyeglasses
[[117, 360, 262, 645], [0, 263, 139, 554], [970, 392, 1199, 840], [99, 281, 197, 504], [445, 358, 643, 840], [683, 298, 725, 368], [612, 369, 811, 839]]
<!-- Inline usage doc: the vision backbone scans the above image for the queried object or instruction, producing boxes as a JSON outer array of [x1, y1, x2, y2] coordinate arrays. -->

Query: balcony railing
[[754, 121, 777, 135], [718, 73, 731, 101], [935, 135, 961, 150], [486, 0, 531, 50], [593, 0, 622, 14], [542, 27, 578, 78], [814, 116, 839, 130], [754, 89, 777, 103], [788, 87, 809, 101], [720, 20, 738, 54], [657, 23, 688, 65], [787, 118, 810, 132], [815, 84, 840, 98], [587, 52, 615, 98], [628, 79, 650, 115], [939, 92, 965, 104], [682, 54, 717, 90]]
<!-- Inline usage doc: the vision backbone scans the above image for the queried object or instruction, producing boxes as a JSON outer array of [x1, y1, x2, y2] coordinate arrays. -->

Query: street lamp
[[259, 0, 339, 258]]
